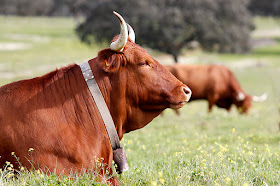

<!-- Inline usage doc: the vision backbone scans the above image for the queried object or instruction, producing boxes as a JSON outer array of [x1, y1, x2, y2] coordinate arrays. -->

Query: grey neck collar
[[79, 62, 129, 174]]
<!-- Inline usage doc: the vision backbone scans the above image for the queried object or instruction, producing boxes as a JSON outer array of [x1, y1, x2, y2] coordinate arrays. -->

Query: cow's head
[[93, 12, 191, 137], [235, 92, 267, 114], [235, 93, 252, 114]]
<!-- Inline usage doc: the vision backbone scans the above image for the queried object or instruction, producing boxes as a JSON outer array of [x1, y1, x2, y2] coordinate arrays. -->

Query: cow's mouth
[[141, 101, 185, 111], [170, 101, 186, 109]]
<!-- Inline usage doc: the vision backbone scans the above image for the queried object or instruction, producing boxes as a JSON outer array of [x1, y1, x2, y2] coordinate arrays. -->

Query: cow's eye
[[138, 61, 150, 66]]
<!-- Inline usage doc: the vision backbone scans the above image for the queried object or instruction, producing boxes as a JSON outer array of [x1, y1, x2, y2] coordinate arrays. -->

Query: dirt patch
[[4, 34, 50, 43], [252, 29, 280, 39], [155, 54, 201, 65], [228, 59, 267, 69], [0, 34, 50, 51], [251, 38, 278, 48], [0, 63, 67, 80], [0, 72, 17, 79], [0, 42, 31, 51]]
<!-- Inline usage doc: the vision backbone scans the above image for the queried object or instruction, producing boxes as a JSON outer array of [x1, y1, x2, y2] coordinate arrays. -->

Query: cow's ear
[[97, 49, 121, 73]]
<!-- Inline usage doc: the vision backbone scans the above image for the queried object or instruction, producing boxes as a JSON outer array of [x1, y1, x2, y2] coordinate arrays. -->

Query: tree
[[0, 0, 84, 16], [190, 0, 254, 53], [76, 0, 254, 62], [0, 0, 54, 16]]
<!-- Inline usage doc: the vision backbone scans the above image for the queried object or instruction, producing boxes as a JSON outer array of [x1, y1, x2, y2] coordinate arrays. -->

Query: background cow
[[165, 64, 266, 114], [0, 12, 191, 184]]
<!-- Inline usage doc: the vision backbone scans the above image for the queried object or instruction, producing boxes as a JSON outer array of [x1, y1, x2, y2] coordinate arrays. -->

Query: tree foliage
[[0, 0, 54, 16], [0, 0, 254, 62], [1, 0, 278, 18], [76, 0, 254, 62], [249, 0, 280, 16], [0, 0, 90, 16]]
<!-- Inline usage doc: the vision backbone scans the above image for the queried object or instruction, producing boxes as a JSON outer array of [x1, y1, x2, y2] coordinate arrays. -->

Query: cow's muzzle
[[183, 86, 192, 102], [169, 86, 192, 109]]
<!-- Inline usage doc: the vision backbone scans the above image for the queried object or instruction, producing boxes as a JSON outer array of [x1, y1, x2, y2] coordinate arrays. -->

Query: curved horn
[[252, 93, 268, 102], [237, 92, 245, 101], [110, 11, 128, 52], [127, 23, 135, 43]]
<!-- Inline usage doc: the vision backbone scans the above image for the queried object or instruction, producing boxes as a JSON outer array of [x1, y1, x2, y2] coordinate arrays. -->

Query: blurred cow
[[165, 64, 267, 114]]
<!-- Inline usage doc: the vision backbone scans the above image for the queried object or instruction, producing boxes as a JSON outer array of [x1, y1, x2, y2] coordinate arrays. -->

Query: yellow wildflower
[[159, 178, 165, 184], [28, 148, 34, 152], [6, 173, 13, 179], [151, 181, 157, 186], [225, 177, 231, 184], [7, 167, 13, 171]]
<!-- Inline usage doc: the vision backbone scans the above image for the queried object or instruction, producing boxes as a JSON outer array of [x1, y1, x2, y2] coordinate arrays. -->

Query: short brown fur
[[165, 64, 252, 114], [0, 37, 190, 184]]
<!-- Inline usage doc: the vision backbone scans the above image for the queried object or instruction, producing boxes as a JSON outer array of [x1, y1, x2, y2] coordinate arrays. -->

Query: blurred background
[[0, 0, 280, 185], [0, 0, 279, 75], [0, 0, 279, 78]]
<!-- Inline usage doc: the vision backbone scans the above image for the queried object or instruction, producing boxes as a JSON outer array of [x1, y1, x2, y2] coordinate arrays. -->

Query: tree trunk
[[173, 54, 178, 63]]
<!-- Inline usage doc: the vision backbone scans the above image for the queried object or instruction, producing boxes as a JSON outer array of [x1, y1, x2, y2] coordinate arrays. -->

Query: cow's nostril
[[183, 87, 191, 95], [183, 86, 192, 101]]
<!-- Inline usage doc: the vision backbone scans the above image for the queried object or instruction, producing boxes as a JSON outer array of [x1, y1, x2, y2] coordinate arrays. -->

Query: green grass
[[252, 16, 280, 39], [0, 16, 105, 84], [1, 15, 280, 185]]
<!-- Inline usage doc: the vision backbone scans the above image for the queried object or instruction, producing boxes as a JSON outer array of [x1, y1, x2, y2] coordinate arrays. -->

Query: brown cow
[[165, 64, 266, 114], [0, 12, 191, 184]]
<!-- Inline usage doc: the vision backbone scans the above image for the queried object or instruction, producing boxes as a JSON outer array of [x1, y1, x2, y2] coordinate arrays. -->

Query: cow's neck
[[88, 59, 124, 139], [89, 59, 162, 140]]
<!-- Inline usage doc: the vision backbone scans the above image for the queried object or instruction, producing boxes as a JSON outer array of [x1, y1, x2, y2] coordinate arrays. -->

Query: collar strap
[[79, 62, 129, 174], [79, 62, 120, 150]]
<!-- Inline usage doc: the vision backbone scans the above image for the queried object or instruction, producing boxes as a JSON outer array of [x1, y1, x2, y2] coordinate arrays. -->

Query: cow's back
[[0, 78, 45, 169], [0, 65, 111, 173], [165, 64, 234, 100]]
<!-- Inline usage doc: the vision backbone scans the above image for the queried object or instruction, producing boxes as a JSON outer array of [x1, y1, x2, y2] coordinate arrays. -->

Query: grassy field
[[0, 16, 280, 185]]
